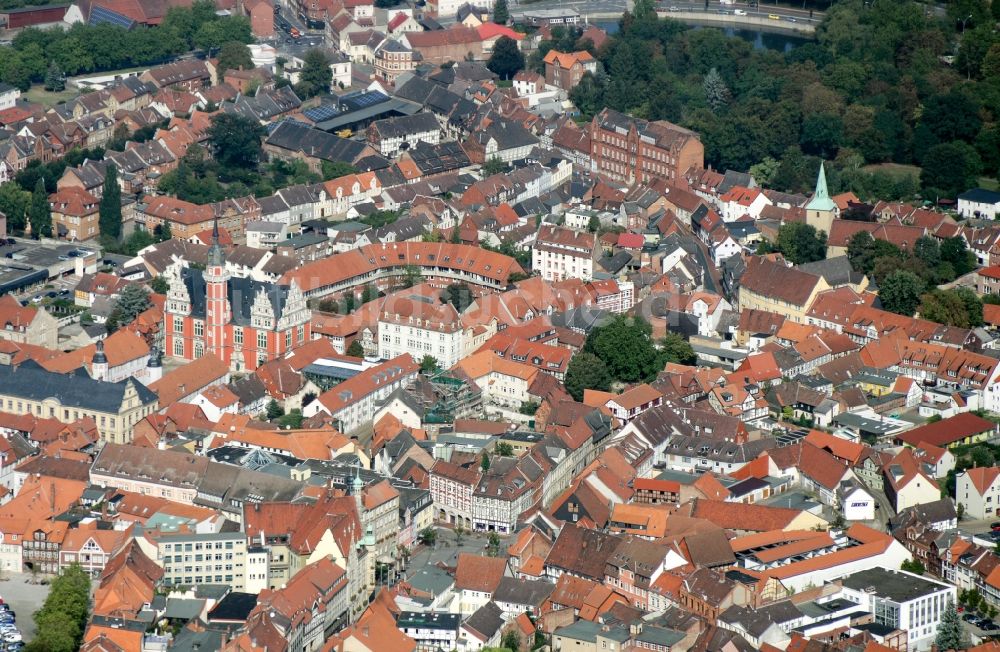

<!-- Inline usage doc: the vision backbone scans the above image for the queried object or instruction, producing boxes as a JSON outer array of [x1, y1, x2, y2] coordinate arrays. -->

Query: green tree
[[113, 283, 152, 325], [774, 222, 827, 265], [321, 160, 357, 181], [913, 235, 941, 268], [360, 283, 379, 304], [278, 409, 303, 428], [703, 68, 730, 113], [481, 453, 491, 471], [584, 315, 663, 383], [482, 157, 507, 176], [99, 163, 122, 241], [216, 40, 253, 76], [154, 221, 172, 242], [417, 527, 437, 547], [487, 36, 525, 80], [501, 629, 522, 652], [496, 442, 515, 457], [402, 264, 422, 288], [43, 61, 64, 92], [442, 283, 475, 313], [564, 351, 612, 401], [935, 600, 968, 651], [296, 48, 332, 98], [847, 231, 877, 274], [266, 398, 285, 420], [149, 276, 170, 294], [661, 332, 695, 366], [29, 563, 91, 652], [28, 178, 51, 238], [206, 113, 265, 171], [921, 141, 982, 200], [420, 355, 439, 373], [347, 340, 365, 357], [493, 0, 509, 23], [518, 400, 539, 416], [880, 270, 925, 317], [901, 558, 925, 575], [0, 182, 31, 232], [941, 237, 977, 278], [487, 532, 502, 557], [749, 157, 779, 187], [587, 214, 601, 233]]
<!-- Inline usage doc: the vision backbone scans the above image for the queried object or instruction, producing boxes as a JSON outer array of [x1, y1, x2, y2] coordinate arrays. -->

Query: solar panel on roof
[[89, 5, 135, 29], [302, 104, 341, 121]]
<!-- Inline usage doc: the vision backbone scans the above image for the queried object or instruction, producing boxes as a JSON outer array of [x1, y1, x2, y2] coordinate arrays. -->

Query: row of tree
[[0, 1, 252, 90]]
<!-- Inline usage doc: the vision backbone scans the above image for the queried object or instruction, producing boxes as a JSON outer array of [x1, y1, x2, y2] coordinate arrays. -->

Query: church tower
[[805, 162, 837, 237], [91, 338, 108, 381], [204, 217, 231, 362]]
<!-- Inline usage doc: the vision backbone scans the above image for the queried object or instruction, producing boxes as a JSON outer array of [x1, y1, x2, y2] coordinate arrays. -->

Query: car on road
[[734, 9, 746, 14], [785, 16, 796, 21], [965, 613, 980, 622], [668, 5, 679, 10], [768, 13, 779, 18]]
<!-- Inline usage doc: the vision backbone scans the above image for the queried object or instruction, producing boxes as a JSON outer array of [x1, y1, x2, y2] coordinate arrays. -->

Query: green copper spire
[[806, 162, 837, 213]]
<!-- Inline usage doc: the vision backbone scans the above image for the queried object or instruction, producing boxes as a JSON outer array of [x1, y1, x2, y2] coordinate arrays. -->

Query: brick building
[[163, 222, 311, 371], [589, 108, 703, 184], [49, 187, 100, 241], [543, 50, 597, 91]]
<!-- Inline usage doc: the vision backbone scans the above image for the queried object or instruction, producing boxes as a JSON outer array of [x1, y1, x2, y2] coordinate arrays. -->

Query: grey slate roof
[[180, 267, 294, 326], [464, 601, 504, 639], [0, 360, 157, 413], [265, 121, 369, 164]]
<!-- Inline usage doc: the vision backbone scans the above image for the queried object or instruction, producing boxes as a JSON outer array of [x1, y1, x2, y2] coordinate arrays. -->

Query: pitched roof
[[454, 553, 508, 593]]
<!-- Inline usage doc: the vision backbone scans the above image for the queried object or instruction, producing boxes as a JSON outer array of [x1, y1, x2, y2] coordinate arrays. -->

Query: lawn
[[22, 85, 80, 107], [861, 162, 922, 181]]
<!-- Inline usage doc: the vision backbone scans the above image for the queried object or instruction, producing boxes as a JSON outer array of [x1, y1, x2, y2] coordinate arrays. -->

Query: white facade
[[532, 227, 596, 282], [956, 468, 1000, 520], [157, 531, 251, 591], [378, 317, 464, 371], [958, 192, 1000, 220], [0, 85, 20, 112], [841, 485, 876, 521], [834, 570, 956, 651]]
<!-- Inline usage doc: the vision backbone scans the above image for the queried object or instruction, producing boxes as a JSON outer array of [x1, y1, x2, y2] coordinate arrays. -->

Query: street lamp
[[959, 13, 972, 32]]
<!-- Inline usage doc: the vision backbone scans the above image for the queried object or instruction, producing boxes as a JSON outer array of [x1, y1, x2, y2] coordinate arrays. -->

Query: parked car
[[965, 613, 980, 622]]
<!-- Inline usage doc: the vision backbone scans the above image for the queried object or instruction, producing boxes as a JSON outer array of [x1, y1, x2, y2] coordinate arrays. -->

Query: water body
[[596, 20, 811, 52]]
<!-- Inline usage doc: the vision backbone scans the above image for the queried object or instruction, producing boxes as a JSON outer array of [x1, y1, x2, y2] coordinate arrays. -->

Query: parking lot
[[0, 572, 55, 644]]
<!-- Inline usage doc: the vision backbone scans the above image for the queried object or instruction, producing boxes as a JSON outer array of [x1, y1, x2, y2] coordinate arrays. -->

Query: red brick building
[[163, 223, 311, 371], [589, 108, 704, 185], [543, 50, 597, 91]]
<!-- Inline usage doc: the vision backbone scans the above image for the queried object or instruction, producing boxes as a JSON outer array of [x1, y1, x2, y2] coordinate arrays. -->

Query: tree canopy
[[296, 48, 333, 98], [879, 270, 925, 317], [567, 0, 1000, 200], [773, 222, 827, 265], [206, 113, 265, 171], [487, 36, 525, 80], [99, 163, 122, 241], [29, 563, 91, 652], [564, 351, 611, 401], [583, 315, 664, 384], [0, 2, 251, 90]]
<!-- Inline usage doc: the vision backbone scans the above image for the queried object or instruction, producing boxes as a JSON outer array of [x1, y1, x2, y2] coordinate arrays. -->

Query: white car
[[2, 633, 21, 643]]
